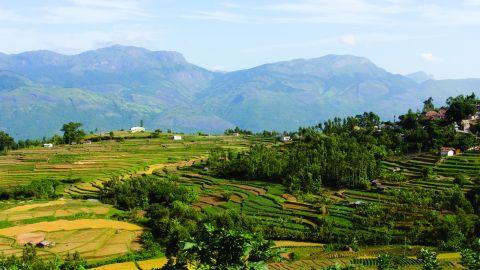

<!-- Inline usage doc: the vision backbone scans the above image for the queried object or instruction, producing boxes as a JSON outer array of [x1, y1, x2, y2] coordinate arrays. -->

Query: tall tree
[[167, 224, 282, 270], [0, 131, 15, 152], [445, 93, 478, 123], [423, 97, 435, 112], [61, 122, 85, 144]]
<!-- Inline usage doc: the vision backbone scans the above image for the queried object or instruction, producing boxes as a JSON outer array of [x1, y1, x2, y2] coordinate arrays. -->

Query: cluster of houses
[[425, 104, 480, 134], [423, 105, 480, 157]]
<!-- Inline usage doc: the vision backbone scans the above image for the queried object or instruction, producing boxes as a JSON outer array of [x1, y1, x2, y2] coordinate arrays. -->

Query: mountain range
[[1, 45, 479, 139]]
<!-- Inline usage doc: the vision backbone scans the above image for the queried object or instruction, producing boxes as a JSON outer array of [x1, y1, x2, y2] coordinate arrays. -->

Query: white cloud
[[0, 0, 150, 25], [40, 0, 149, 24], [0, 26, 166, 54], [339, 35, 356, 46], [181, 11, 245, 23], [420, 52, 442, 63]]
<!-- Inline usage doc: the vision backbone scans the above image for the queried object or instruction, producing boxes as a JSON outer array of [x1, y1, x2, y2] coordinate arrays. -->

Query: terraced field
[[382, 154, 439, 178], [0, 134, 250, 190], [268, 244, 461, 270], [436, 150, 480, 176], [175, 170, 321, 237], [383, 150, 480, 181], [0, 199, 140, 262]]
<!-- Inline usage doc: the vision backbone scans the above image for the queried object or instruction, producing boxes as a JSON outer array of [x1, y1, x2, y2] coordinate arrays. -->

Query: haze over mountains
[[0, 45, 479, 139]]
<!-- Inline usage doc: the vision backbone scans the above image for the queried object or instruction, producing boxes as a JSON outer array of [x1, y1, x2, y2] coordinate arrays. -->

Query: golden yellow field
[[0, 199, 113, 225], [274, 240, 324, 247], [0, 199, 142, 262], [0, 219, 141, 236], [94, 257, 168, 270]]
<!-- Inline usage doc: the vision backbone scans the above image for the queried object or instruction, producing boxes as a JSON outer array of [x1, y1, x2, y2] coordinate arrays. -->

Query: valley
[[0, 122, 478, 269]]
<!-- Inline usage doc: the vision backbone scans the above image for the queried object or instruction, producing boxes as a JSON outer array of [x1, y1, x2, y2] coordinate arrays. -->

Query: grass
[[0, 134, 251, 189]]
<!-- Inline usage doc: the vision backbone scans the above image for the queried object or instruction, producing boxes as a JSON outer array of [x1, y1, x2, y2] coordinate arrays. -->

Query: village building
[[36, 240, 50, 248], [425, 108, 446, 120], [440, 147, 455, 156], [130, 126, 146, 133], [173, 135, 182, 140], [279, 136, 291, 142], [349, 200, 365, 208], [43, 143, 53, 148]]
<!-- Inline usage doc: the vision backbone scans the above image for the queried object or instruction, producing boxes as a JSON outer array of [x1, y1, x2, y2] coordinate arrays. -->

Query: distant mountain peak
[[405, 71, 434, 83], [256, 54, 386, 78], [80, 45, 187, 63]]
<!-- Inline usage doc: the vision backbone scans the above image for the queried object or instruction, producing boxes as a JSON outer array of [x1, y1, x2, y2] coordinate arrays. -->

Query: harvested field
[[0, 216, 143, 262], [16, 232, 45, 245], [93, 258, 168, 270], [281, 194, 297, 202], [199, 196, 226, 206], [0, 199, 116, 225], [0, 219, 141, 237], [282, 202, 317, 212], [229, 184, 267, 195], [5, 200, 67, 212], [274, 241, 324, 247]]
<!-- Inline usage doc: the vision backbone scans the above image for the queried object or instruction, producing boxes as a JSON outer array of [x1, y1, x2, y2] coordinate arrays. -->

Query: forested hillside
[[1, 46, 480, 138]]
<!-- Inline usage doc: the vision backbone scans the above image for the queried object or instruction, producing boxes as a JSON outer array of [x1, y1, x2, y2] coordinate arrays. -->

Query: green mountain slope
[[1, 47, 480, 138]]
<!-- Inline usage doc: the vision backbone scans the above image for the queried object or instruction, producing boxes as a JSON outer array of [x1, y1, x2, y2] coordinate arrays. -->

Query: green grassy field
[[0, 134, 250, 190]]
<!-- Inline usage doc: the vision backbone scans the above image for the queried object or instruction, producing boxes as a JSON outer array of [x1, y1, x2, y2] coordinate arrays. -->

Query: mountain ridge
[[0, 45, 479, 139]]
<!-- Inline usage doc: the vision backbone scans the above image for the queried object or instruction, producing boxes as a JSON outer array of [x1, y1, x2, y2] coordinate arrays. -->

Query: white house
[[173, 135, 182, 140], [130, 126, 146, 133], [279, 136, 291, 142], [440, 147, 455, 157], [43, 143, 53, 148]]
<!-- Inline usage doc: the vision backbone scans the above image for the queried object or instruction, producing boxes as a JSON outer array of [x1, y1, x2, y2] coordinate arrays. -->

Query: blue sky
[[0, 0, 479, 79]]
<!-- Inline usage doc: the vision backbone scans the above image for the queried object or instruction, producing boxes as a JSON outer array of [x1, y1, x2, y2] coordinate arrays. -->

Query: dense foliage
[[0, 245, 85, 270], [160, 224, 282, 270], [99, 174, 282, 269], [61, 122, 86, 144], [0, 131, 14, 152], [210, 132, 380, 193], [0, 180, 61, 200], [461, 238, 480, 269], [99, 174, 197, 210]]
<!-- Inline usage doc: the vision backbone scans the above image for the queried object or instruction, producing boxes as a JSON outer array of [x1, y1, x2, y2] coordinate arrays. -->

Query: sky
[[0, 0, 479, 79]]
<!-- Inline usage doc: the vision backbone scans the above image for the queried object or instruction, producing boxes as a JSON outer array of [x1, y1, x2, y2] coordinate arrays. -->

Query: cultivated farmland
[[0, 134, 250, 190], [0, 199, 141, 262]]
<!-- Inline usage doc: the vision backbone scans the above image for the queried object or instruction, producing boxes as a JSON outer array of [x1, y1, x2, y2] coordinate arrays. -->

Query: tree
[[461, 239, 480, 269], [445, 94, 478, 123], [454, 174, 470, 188], [418, 248, 441, 270], [0, 131, 14, 152], [377, 253, 399, 270], [61, 122, 85, 144], [355, 112, 381, 128], [169, 224, 283, 269], [423, 97, 435, 112], [399, 109, 420, 130]]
